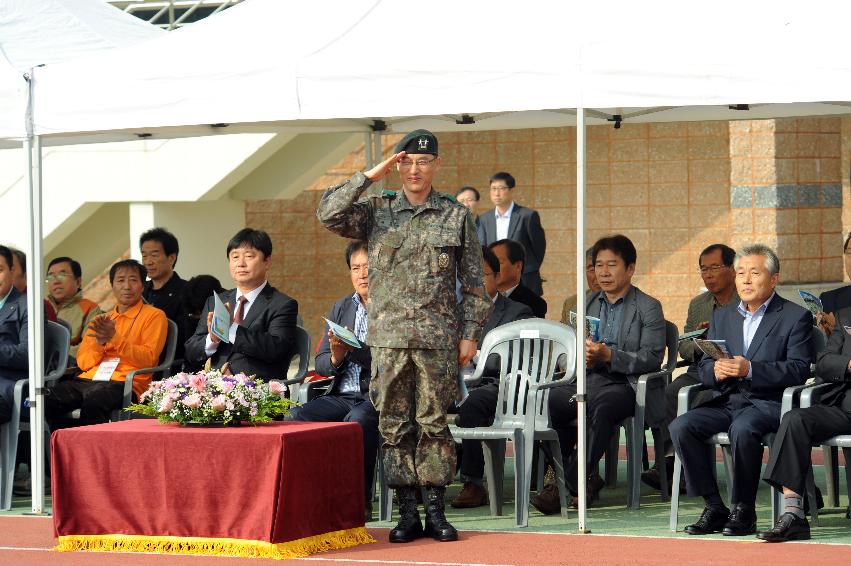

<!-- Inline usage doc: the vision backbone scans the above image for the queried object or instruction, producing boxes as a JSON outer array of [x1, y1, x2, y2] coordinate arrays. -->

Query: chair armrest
[[124, 362, 172, 406], [675, 359, 691, 368], [277, 375, 308, 387], [636, 369, 670, 386], [676, 383, 707, 416], [535, 379, 573, 392], [800, 382, 835, 409], [780, 383, 816, 416]]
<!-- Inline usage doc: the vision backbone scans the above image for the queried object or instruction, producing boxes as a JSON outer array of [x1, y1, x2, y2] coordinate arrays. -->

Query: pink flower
[[234, 373, 249, 384], [269, 381, 286, 397], [189, 373, 207, 393], [182, 394, 202, 409], [220, 380, 235, 393], [159, 396, 174, 413], [211, 395, 226, 412]]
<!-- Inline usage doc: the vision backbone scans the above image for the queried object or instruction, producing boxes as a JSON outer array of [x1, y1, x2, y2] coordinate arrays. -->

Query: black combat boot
[[424, 486, 458, 542], [389, 487, 424, 543]]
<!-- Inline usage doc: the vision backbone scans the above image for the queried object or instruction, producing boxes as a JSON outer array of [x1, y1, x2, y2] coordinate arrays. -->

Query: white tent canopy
[[0, 0, 161, 144], [29, 0, 851, 141]]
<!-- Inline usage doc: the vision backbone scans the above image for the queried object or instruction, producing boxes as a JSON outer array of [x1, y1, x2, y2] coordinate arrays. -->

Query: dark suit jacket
[[479, 203, 546, 277], [481, 294, 534, 378], [506, 283, 547, 318], [698, 294, 812, 414], [586, 286, 666, 386], [820, 284, 851, 315], [814, 306, 851, 407], [315, 294, 372, 396], [0, 287, 28, 380], [184, 284, 298, 381]]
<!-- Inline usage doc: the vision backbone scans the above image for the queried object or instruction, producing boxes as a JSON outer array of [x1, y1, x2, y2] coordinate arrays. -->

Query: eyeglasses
[[490, 185, 511, 192], [45, 273, 70, 283], [398, 157, 437, 169], [698, 264, 730, 275]]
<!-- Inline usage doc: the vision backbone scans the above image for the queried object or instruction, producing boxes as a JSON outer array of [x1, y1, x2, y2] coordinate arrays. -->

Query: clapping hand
[[714, 356, 750, 381], [87, 314, 116, 345], [585, 337, 611, 366]]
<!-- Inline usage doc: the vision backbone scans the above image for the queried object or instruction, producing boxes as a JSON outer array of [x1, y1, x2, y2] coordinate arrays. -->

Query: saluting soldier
[[317, 129, 492, 543]]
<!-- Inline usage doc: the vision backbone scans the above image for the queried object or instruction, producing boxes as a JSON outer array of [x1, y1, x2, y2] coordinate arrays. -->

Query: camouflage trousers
[[370, 347, 458, 488]]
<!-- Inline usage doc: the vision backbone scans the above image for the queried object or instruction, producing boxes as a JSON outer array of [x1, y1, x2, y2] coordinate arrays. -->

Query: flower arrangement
[[127, 369, 295, 425]]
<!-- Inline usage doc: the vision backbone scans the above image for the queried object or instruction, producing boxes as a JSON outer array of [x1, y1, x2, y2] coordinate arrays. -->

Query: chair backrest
[[290, 326, 311, 383], [663, 320, 679, 373], [158, 319, 179, 378], [471, 319, 576, 431], [44, 320, 70, 381], [54, 317, 72, 338], [296, 314, 305, 328]]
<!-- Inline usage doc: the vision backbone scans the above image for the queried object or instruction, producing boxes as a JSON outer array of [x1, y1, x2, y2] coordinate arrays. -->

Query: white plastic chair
[[449, 319, 577, 527], [0, 320, 69, 510]]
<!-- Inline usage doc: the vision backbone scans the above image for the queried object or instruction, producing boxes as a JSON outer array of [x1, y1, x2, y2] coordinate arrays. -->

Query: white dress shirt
[[205, 281, 268, 356], [495, 201, 515, 241]]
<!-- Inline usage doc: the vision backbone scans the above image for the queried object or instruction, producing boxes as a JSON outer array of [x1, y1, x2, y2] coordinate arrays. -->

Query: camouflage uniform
[[317, 171, 492, 487]]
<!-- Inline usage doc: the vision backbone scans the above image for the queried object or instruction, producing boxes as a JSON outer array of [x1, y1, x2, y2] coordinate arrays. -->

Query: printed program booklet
[[324, 318, 362, 349], [798, 290, 824, 316], [679, 328, 708, 341], [211, 293, 232, 343], [569, 311, 601, 342], [693, 338, 732, 361]]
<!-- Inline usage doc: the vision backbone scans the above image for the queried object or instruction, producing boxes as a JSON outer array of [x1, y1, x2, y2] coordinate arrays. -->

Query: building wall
[[248, 119, 847, 343]]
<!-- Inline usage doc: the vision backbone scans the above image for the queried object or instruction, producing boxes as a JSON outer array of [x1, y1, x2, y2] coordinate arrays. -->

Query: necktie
[[233, 296, 248, 325]]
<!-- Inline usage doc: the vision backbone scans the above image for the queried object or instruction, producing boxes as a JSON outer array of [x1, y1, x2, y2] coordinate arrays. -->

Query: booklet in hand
[[693, 338, 732, 361], [324, 318, 362, 349], [798, 289, 824, 317], [679, 328, 708, 342], [211, 293, 231, 343], [569, 311, 601, 342]]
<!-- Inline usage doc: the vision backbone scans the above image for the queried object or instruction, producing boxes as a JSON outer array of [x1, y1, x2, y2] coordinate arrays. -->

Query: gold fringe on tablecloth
[[55, 526, 375, 560]]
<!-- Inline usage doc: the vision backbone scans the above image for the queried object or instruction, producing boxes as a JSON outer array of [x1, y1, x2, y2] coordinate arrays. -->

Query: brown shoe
[[450, 481, 489, 508], [569, 473, 605, 509], [530, 483, 561, 515]]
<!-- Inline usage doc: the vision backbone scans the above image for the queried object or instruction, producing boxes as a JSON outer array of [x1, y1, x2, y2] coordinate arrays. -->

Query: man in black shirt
[[140, 227, 188, 370]]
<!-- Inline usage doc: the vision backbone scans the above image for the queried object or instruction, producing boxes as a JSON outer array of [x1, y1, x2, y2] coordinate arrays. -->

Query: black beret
[[394, 129, 438, 155]]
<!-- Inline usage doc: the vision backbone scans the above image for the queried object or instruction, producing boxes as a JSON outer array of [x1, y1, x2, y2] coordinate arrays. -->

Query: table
[[51, 420, 373, 559]]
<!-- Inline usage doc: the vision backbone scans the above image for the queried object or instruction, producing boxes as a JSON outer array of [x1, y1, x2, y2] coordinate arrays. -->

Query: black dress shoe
[[722, 503, 757, 536], [684, 505, 730, 535], [756, 513, 811, 542]]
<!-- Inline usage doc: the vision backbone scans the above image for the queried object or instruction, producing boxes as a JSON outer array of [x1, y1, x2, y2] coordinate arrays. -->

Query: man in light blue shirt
[[670, 244, 812, 538]]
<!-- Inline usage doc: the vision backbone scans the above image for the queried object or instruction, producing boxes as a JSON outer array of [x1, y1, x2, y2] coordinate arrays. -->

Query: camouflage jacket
[[317, 172, 492, 349]]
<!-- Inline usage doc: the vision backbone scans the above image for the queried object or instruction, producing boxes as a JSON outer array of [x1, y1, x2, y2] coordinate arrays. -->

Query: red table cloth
[[52, 420, 373, 559]]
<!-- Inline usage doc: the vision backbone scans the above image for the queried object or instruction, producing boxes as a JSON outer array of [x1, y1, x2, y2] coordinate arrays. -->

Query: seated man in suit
[[0, 245, 28, 425], [642, 243, 738, 492], [816, 232, 851, 338], [450, 246, 534, 508], [45, 259, 167, 426], [185, 228, 298, 381], [670, 244, 812, 536], [285, 240, 378, 521], [480, 172, 547, 296], [489, 239, 547, 318], [532, 234, 665, 513], [758, 305, 851, 542]]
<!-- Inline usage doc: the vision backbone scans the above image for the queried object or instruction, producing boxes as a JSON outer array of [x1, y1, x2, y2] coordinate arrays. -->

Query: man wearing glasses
[[642, 244, 739, 493], [45, 257, 102, 361], [317, 129, 492, 543], [478, 171, 547, 296]]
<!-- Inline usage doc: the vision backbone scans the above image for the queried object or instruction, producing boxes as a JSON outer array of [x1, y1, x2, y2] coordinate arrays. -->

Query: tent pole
[[364, 132, 374, 168], [575, 106, 589, 533], [25, 133, 47, 515]]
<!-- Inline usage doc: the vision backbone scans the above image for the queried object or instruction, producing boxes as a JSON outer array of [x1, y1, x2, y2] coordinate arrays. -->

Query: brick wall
[[249, 119, 847, 342]]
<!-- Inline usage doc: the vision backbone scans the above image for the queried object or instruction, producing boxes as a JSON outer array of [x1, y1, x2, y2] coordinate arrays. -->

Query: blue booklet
[[324, 318, 362, 349], [211, 293, 232, 343], [569, 311, 601, 342], [679, 328, 707, 341], [798, 290, 824, 316]]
